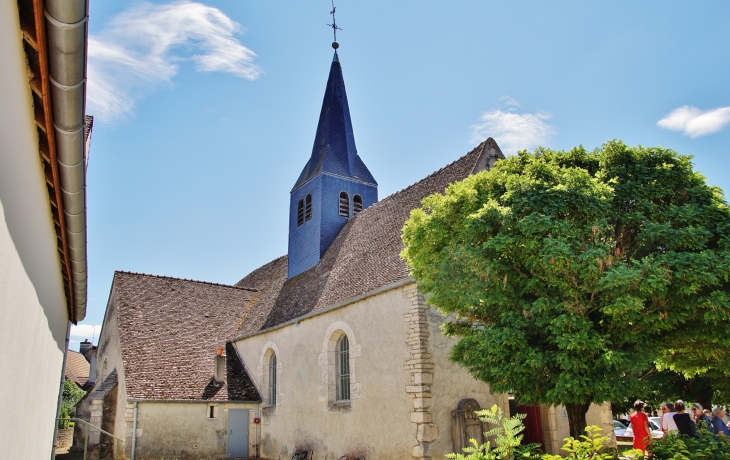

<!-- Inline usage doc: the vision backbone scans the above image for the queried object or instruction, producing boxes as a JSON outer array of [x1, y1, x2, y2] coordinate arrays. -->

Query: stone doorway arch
[[451, 398, 485, 454]]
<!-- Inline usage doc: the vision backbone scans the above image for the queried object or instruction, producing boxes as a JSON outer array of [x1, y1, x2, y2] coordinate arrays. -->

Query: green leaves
[[445, 405, 542, 460], [402, 141, 730, 432]]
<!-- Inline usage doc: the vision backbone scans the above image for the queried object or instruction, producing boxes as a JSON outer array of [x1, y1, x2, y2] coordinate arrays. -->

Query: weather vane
[[327, 0, 342, 49]]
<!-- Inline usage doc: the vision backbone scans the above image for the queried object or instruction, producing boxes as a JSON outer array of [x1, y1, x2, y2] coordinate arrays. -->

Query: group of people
[[629, 399, 730, 452]]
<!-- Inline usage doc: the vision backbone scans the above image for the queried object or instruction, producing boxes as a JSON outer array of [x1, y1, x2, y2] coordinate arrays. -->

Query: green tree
[[59, 378, 85, 429], [401, 141, 730, 437]]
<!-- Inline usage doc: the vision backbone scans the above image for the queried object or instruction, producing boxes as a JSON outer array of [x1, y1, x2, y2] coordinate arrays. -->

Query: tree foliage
[[401, 142, 730, 437], [59, 378, 85, 429]]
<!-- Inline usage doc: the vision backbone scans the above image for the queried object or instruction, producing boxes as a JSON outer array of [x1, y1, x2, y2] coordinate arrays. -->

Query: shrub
[[446, 405, 541, 460], [647, 430, 730, 459]]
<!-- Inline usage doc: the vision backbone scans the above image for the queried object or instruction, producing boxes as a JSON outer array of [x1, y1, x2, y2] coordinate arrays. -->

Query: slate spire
[[287, 51, 379, 279], [292, 51, 377, 191]]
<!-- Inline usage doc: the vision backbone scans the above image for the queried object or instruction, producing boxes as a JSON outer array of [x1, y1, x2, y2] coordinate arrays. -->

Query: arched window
[[336, 335, 350, 401], [353, 194, 363, 215], [297, 199, 304, 226], [305, 194, 312, 221], [268, 353, 277, 405], [339, 191, 350, 218]]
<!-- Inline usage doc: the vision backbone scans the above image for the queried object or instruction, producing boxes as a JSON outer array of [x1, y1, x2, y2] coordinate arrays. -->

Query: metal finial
[[327, 0, 342, 48]]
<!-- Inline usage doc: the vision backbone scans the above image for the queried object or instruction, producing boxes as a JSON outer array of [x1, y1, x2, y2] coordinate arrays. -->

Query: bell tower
[[287, 50, 378, 278]]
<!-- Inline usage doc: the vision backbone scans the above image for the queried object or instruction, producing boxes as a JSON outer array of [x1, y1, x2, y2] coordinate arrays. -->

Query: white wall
[[128, 401, 258, 459], [0, 2, 71, 458], [234, 287, 416, 459]]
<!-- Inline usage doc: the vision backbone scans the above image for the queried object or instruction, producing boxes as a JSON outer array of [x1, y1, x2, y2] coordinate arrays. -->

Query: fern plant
[[446, 404, 541, 460], [541, 425, 636, 460]]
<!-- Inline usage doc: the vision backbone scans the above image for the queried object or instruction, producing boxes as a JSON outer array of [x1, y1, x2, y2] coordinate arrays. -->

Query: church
[[83, 47, 614, 460]]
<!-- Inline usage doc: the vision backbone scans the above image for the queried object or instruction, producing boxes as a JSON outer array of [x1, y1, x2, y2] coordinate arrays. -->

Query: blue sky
[[72, 0, 730, 346]]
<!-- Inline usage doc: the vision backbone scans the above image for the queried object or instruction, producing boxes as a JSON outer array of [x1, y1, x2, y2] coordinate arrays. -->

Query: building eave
[[16, 0, 89, 322]]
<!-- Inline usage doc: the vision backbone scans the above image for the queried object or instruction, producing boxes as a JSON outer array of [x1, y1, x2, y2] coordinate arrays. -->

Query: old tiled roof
[[65, 350, 90, 388], [113, 271, 261, 401], [234, 138, 503, 336]]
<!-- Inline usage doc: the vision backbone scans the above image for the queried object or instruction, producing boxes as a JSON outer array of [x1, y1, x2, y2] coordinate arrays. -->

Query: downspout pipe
[[50, 321, 72, 460], [44, 0, 89, 321], [132, 401, 138, 460]]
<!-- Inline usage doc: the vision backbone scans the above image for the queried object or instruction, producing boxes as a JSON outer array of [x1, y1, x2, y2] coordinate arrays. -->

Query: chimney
[[213, 347, 225, 383], [87, 348, 97, 386], [79, 339, 92, 358]]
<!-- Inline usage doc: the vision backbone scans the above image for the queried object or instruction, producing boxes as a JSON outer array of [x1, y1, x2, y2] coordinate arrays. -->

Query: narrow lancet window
[[339, 192, 350, 217], [269, 353, 277, 405], [297, 199, 305, 226], [336, 335, 350, 401], [353, 194, 363, 215], [305, 194, 312, 221]]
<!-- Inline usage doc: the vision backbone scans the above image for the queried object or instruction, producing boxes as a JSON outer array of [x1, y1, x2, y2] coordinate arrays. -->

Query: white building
[[0, 0, 90, 458]]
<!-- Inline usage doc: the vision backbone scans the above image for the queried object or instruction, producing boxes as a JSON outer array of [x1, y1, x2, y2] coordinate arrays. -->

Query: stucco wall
[[425, 303, 510, 459], [0, 2, 71, 458], [127, 401, 258, 459], [234, 286, 416, 459]]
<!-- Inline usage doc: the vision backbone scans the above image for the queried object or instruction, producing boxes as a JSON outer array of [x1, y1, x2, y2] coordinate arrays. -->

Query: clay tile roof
[[65, 350, 90, 388], [234, 138, 504, 336], [113, 271, 260, 401]]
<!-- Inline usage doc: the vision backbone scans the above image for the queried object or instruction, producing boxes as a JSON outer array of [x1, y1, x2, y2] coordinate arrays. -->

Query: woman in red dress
[[630, 400, 651, 452]]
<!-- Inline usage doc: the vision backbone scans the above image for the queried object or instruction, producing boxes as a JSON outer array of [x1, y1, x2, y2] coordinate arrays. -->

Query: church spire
[[286, 6, 378, 279], [291, 52, 377, 192]]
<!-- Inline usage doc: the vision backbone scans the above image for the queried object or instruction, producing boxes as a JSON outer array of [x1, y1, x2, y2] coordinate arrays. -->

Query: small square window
[[207, 405, 218, 419]]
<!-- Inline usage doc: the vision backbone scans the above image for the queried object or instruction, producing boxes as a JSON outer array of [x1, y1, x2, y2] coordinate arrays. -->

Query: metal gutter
[[229, 277, 415, 342], [131, 402, 138, 460], [44, 0, 89, 321]]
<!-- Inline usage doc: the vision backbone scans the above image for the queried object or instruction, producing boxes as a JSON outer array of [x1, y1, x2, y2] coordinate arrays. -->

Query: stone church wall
[[124, 401, 257, 459], [234, 284, 416, 459], [234, 281, 614, 459]]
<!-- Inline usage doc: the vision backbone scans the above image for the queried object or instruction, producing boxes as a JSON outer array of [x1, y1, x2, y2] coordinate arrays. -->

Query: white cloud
[[70, 324, 101, 343], [657, 105, 730, 138], [87, 0, 260, 123], [498, 96, 522, 108], [471, 100, 556, 155]]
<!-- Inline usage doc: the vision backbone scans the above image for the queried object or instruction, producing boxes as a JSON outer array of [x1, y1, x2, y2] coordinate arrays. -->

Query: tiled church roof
[[234, 138, 504, 337], [113, 271, 261, 401]]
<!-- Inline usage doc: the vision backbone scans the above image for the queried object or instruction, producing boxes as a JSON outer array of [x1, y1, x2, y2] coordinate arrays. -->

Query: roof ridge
[[349, 141, 487, 218], [115, 270, 257, 292]]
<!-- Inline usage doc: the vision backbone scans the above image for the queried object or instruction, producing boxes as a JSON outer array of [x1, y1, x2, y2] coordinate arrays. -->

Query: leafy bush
[[647, 430, 730, 459], [543, 426, 640, 460], [446, 404, 541, 460], [58, 378, 85, 429]]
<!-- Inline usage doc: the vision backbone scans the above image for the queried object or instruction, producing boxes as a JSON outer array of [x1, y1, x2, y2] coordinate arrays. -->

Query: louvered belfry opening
[[305, 194, 312, 221], [339, 191, 350, 217], [336, 335, 350, 401], [353, 194, 363, 215], [297, 199, 305, 226]]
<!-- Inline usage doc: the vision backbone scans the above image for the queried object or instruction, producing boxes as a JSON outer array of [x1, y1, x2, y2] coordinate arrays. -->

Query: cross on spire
[[327, 0, 342, 48]]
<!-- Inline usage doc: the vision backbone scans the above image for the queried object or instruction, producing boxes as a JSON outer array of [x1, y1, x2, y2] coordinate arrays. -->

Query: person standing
[[661, 402, 678, 433], [691, 403, 717, 434], [673, 400, 698, 437], [711, 407, 730, 436], [630, 400, 652, 452]]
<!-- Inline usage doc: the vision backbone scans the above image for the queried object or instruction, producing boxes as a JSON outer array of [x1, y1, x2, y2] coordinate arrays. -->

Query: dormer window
[[339, 192, 350, 217], [305, 194, 312, 221], [297, 199, 305, 226], [353, 194, 363, 215]]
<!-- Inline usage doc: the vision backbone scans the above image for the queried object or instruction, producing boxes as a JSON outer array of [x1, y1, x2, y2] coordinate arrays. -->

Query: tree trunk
[[697, 386, 713, 412], [565, 402, 591, 439]]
